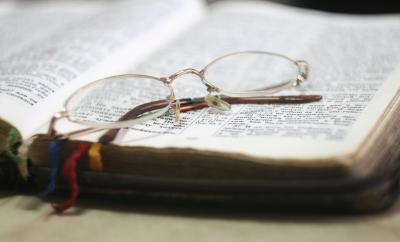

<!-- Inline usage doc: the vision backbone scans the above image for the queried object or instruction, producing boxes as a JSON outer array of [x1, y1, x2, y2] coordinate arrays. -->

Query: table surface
[[0, 195, 399, 242]]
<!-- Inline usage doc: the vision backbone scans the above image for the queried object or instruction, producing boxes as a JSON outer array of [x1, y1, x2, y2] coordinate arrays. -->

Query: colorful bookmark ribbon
[[40, 140, 103, 213], [4, 128, 28, 179], [52, 143, 89, 213], [39, 140, 64, 197], [88, 143, 103, 172]]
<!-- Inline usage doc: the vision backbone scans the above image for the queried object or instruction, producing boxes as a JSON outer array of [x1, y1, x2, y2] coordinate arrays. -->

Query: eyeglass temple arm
[[99, 94, 321, 143]]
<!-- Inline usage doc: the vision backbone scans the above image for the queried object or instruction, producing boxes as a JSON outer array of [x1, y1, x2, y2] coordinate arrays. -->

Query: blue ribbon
[[39, 140, 64, 197]]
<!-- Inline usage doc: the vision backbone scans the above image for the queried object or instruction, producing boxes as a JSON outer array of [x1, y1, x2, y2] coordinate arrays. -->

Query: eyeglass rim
[[63, 74, 174, 128], [199, 50, 307, 98]]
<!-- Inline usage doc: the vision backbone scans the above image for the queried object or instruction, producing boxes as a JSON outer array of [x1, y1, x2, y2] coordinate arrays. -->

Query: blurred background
[[8, 0, 400, 13], [208, 0, 400, 13]]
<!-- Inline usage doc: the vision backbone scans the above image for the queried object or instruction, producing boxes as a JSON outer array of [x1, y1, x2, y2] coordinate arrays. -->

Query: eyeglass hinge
[[47, 111, 68, 137]]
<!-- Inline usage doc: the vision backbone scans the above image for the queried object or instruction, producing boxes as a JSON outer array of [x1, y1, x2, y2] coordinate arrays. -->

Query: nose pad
[[204, 94, 231, 111], [169, 99, 181, 123], [174, 99, 181, 122]]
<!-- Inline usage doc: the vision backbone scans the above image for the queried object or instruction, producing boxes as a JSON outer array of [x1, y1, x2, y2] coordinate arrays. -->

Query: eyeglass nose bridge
[[162, 68, 220, 94], [161, 68, 204, 84]]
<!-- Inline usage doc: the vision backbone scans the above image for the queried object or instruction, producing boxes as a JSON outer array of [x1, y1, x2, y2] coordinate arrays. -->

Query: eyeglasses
[[47, 50, 321, 142]]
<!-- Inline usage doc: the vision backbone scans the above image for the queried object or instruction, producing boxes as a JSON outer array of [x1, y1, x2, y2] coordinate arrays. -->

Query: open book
[[1, 0, 400, 212]]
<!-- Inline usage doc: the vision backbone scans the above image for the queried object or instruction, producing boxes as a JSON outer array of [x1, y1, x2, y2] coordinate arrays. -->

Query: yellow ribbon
[[88, 143, 103, 172]]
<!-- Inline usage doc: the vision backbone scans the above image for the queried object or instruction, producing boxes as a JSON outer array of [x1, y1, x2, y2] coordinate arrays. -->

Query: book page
[[0, 0, 205, 138], [100, 1, 399, 160], [0, 1, 103, 60]]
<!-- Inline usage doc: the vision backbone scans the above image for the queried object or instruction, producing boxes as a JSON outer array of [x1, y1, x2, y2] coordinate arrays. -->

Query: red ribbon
[[52, 143, 89, 213]]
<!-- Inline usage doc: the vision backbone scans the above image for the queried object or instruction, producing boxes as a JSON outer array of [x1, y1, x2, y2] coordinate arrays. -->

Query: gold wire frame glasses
[[47, 50, 321, 141]]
